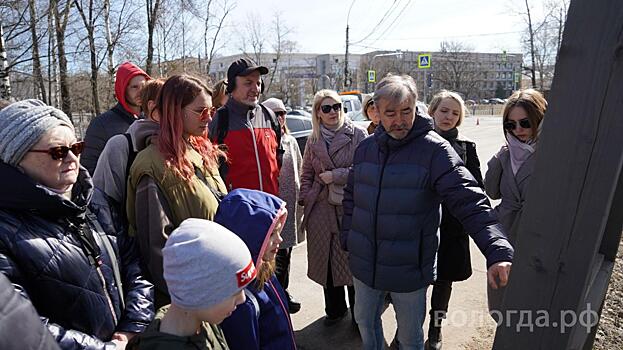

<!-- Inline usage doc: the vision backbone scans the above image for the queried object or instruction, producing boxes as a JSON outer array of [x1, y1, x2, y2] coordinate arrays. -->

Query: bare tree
[[146, 0, 164, 75], [103, 0, 141, 105], [533, 20, 555, 90], [434, 41, 482, 99], [177, 0, 203, 73], [103, 0, 114, 100], [47, 2, 59, 106], [28, 0, 46, 102], [264, 13, 291, 96], [50, 0, 73, 118], [155, 0, 180, 76], [203, 0, 233, 75], [74, 0, 101, 114], [524, 0, 537, 88], [239, 13, 266, 66], [519, 0, 569, 90], [548, 0, 569, 65], [0, 20, 11, 99]]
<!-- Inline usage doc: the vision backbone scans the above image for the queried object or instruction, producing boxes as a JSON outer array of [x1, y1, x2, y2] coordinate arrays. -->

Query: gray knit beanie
[[163, 218, 257, 310], [263, 98, 286, 113], [0, 99, 74, 166]]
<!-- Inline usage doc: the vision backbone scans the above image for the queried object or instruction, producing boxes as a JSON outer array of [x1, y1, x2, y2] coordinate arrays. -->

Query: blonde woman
[[427, 90, 483, 349], [299, 89, 367, 326]]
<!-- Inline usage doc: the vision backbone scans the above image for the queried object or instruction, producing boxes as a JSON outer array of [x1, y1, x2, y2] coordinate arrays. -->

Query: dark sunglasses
[[320, 103, 342, 114], [29, 141, 85, 160], [275, 111, 286, 117], [504, 118, 531, 131]]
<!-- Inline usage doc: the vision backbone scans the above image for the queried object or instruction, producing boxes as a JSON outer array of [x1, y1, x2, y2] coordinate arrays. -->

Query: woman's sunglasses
[[504, 118, 531, 131], [320, 103, 342, 114], [186, 107, 215, 121], [29, 141, 85, 160]]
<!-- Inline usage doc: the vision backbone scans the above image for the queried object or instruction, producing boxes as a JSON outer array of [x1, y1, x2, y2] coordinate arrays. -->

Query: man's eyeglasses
[[28, 141, 85, 160], [320, 103, 342, 114], [504, 118, 531, 131], [186, 106, 215, 121]]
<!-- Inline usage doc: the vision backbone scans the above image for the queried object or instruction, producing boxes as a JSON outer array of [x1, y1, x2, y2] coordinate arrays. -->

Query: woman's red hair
[[156, 75, 225, 181]]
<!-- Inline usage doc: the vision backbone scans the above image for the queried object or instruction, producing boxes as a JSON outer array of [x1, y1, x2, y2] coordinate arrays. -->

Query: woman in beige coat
[[299, 89, 367, 326]]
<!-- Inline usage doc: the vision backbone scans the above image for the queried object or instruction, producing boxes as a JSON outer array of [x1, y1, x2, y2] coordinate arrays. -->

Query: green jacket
[[127, 306, 229, 350], [127, 143, 226, 235]]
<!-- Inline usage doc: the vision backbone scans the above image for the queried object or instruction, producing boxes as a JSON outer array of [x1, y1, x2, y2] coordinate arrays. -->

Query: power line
[[390, 30, 522, 41], [350, 30, 523, 50], [365, 0, 413, 47], [351, 0, 401, 45]]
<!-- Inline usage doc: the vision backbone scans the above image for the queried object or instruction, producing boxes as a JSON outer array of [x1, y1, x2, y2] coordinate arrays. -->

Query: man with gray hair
[[341, 74, 513, 349]]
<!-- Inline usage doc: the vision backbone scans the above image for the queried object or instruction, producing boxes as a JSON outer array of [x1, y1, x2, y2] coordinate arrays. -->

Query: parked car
[[340, 94, 362, 114], [490, 98, 506, 104], [347, 110, 371, 130], [287, 109, 312, 118], [479, 99, 490, 105], [285, 114, 312, 153]]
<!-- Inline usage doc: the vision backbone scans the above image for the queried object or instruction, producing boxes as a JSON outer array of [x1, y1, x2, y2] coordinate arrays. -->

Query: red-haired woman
[[126, 74, 227, 308]]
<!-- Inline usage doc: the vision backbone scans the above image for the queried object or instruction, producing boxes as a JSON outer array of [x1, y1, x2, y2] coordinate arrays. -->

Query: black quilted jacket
[[0, 162, 154, 350]]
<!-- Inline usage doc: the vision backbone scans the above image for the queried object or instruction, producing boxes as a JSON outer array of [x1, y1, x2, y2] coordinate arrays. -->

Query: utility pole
[[344, 0, 356, 91], [344, 25, 349, 90]]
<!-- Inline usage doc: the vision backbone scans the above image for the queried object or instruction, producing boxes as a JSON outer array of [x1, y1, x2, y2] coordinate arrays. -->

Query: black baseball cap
[[226, 58, 268, 92]]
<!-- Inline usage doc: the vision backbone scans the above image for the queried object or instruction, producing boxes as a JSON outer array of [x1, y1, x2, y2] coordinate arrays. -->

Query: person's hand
[[319, 171, 333, 184], [111, 339, 128, 350], [112, 332, 136, 342], [487, 261, 512, 289]]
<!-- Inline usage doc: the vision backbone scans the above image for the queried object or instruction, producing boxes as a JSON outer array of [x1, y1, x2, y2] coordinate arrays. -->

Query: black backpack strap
[[86, 210, 125, 311], [122, 133, 138, 223], [216, 107, 230, 145], [259, 103, 285, 167], [194, 166, 225, 203], [124, 133, 138, 177], [214, 108, 230, 183]]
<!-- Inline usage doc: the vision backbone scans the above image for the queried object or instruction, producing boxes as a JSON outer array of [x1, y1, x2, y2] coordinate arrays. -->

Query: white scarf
[[506, 133, 536, 176]]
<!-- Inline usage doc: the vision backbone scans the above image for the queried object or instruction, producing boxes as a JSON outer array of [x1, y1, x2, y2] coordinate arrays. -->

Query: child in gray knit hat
[[127, 218, 257, 350]]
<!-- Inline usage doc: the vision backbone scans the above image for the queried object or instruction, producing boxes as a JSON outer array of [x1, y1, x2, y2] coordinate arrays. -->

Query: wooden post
[[493, 0, 623, 349]]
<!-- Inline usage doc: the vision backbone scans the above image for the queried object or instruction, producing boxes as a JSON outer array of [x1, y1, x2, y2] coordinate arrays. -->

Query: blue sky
[[220, 0, 554, 55]]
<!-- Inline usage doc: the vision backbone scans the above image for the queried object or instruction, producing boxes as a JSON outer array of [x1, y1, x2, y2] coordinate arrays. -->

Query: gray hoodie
[[92, 119, 160, 204]]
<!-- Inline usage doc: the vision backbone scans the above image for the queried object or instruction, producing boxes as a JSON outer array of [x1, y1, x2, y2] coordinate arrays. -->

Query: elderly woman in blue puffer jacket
[[0, 100, 154, 350]]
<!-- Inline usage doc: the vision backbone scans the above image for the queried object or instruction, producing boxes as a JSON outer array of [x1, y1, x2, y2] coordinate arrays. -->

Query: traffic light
[[427, 73, 433, 88]]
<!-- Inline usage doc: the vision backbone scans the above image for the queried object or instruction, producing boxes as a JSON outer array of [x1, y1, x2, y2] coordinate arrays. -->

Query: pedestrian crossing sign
[[418, 54, 431, 69], [368, 70, 376, 83]]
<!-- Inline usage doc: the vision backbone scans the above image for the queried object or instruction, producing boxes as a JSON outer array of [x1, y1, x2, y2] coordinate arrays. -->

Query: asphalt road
[[288, 115, 506, 350]]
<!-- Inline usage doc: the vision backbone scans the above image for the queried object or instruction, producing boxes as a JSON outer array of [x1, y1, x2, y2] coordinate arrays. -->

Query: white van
[[340, 94, 362, 114]]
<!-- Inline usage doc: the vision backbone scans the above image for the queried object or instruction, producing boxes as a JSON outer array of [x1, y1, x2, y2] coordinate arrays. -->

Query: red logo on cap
[[236, 260, 257, 287]]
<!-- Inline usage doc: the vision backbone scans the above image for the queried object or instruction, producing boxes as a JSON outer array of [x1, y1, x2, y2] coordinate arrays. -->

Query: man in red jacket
[[82, 61, 151, 175], [209, 58, 282, 195]]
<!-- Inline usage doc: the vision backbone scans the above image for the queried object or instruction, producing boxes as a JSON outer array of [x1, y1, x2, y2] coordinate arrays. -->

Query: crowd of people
[[0, 56, 548, 350]]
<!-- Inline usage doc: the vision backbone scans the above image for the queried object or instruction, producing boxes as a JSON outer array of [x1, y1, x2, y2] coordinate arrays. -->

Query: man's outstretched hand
[[488, 261, 512, 289]]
